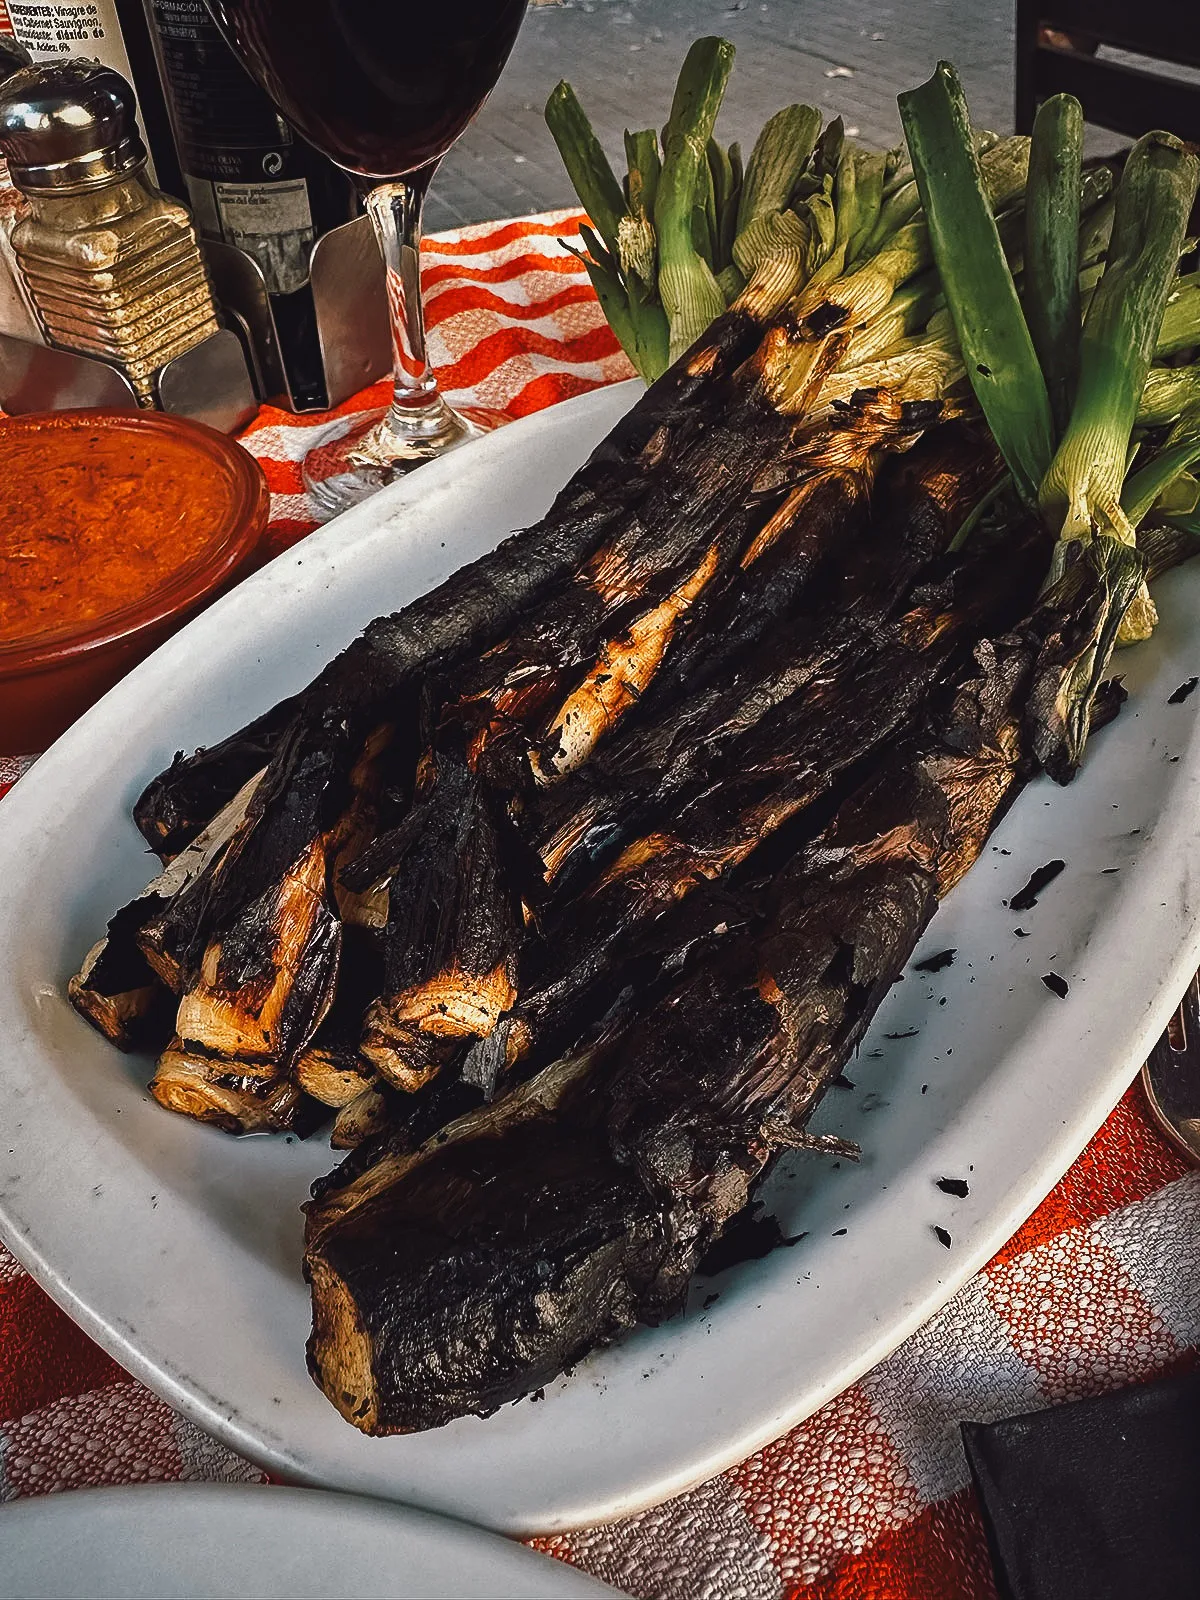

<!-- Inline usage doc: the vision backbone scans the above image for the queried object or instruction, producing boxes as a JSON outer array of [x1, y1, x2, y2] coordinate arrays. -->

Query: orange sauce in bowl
[[1, 416, 251, 647]]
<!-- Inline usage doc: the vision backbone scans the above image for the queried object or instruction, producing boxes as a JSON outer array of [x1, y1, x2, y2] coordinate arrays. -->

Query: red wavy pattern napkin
[[1, 211, 1196, 1600]]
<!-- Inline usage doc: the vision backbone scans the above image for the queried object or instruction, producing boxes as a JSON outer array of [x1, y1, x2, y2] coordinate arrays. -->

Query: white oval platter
[[1, 382, 1199, 1533], [0, 1483, 614, 1597]]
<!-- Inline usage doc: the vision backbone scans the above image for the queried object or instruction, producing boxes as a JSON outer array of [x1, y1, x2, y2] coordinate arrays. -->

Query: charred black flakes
[[933, 1225, 952, 1248], [912, 948, 956, 973], [936, 1177, 969, 1198], [1042, 972, 1070, 998], [1009, 859, 1066, 911], [1168, 677, 1198, 704]]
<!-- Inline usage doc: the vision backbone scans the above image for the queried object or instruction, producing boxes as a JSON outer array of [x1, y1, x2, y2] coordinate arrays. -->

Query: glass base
[[302, 396, 509, 521]]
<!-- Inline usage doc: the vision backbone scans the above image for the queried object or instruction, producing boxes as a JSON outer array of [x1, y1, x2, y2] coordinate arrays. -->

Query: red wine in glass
[[207, 0, 529, 515]]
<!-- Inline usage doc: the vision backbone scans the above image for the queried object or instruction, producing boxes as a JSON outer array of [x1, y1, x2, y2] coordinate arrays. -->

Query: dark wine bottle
[[140, 0, 355, 407], [1, 0, 356, 409]]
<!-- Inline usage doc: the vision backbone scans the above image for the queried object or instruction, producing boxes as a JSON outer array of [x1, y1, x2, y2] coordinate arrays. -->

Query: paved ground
[[428, 0, 1017, 230]]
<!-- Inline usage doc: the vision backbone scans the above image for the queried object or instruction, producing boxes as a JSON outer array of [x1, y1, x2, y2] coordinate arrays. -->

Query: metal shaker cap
[[0, 59, 147, 194]]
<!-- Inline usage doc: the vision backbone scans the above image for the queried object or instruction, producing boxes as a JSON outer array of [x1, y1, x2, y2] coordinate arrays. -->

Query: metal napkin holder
[[0, 214, 390, 432]]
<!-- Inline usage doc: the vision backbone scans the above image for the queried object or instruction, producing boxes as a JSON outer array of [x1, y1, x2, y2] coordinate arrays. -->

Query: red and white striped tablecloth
[[2, 209, 1197, 1600]]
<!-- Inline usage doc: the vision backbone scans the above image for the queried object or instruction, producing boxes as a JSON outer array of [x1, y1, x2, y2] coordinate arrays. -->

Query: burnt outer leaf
[[67, 895, 177, 1052], [132, 696, 298, 861], [308, 1118, 669, 1431], [451, 366, 819, 789], [358, 748, 522, 1087], [1089, 678, 1128, 732]]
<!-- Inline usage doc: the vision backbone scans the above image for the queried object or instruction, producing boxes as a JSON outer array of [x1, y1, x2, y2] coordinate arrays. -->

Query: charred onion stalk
[[149, 1040, 323, 1136], [302, 536, 1141, 1432], [165, 720, 400, 1071], [353, 746, 522, 1092], [133, 699, 297, 864], [518, 385, 945, 787], [448, 326, 858, 788]]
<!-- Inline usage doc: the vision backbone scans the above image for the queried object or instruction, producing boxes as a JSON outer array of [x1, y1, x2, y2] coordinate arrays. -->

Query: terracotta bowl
[[0, 410, 270, 756]]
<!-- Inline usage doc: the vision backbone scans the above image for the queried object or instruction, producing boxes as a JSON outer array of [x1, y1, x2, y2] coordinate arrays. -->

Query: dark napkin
[[961, 1367, 1200, 1600]]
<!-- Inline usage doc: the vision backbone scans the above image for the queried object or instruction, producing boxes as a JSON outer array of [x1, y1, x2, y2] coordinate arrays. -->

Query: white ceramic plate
[[0, 1484, 614, 1597], [2, 382, 1200, 1534]]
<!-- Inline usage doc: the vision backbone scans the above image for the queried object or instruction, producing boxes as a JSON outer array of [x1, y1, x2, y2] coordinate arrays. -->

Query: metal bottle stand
[[208, 212, 391, 413], [0, 213, 391, 432]]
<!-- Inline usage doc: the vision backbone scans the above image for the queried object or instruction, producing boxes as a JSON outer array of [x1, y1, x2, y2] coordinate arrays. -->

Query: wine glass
[[206, 0, 529, 518]]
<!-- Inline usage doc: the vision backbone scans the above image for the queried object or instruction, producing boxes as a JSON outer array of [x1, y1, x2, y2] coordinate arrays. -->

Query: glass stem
[[364, 173, 454, 434]]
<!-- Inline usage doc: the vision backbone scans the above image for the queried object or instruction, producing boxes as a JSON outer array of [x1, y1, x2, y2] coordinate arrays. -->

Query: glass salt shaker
[[0, 59, 220, 404]]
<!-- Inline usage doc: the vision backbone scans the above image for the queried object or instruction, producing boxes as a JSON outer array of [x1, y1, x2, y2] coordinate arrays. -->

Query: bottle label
[[210, 176, 315, 297], [1, 0, 132, 71]]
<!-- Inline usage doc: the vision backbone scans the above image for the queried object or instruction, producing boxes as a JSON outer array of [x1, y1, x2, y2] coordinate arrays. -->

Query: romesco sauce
[[1, 415, 251, 647]]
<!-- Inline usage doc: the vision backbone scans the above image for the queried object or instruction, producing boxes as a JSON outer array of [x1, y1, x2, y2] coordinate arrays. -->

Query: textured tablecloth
[[2, 209, 1197, 1600]]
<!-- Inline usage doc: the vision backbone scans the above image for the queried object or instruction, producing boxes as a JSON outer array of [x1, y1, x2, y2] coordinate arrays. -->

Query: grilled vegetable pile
[[71, 51, 1200, 1435]]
